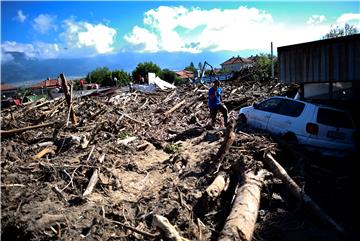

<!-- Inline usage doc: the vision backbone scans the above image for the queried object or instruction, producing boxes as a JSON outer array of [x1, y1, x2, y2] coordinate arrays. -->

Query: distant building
[[176, 70, 194, 79], [221, 56, 254, 72], [31, 77, 61, 90], [0, 83, 17, 99]]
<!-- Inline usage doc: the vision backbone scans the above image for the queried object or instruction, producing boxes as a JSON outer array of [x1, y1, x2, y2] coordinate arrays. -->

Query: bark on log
[[164, 100, 186, 117], [59, 73, 77, 125], [83, 169, 99, 196], [218, 171, 264, 241], [214, 118, 236, 163], [152, 214, 189, 241], [0, 122, 58, 137], [206, 171, 229, 200], [264, 153, 344, 233]]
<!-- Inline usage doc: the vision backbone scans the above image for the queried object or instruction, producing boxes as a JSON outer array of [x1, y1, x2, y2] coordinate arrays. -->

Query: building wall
[[278, 34, 360, 84]]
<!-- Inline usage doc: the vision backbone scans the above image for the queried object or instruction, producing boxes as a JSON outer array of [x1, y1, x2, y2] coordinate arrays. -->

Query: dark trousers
[[210, 104, 228, 126]]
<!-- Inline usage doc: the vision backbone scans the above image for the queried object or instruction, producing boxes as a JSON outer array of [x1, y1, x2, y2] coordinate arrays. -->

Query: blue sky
[[1, 1, 359, 81]]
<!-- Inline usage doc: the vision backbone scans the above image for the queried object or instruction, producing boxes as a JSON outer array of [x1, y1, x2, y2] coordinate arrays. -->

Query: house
[[0, 83, 17, 99], [31, 77, 61, 90], [176, 70, 194, 79], [220, 56, 254, 72]]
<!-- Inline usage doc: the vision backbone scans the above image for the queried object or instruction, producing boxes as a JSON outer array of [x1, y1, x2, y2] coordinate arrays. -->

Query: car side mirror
[[253, 103, 259, 109]]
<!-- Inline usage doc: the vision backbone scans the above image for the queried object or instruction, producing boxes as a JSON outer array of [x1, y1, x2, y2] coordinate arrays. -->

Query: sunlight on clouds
[[306, 15, 326, 25], [124, 26, 159, 52], [33, 14, 57, 34], [124, 5, 329, 53], [62, 20, 116, 54], [336, 13, 360, 28]]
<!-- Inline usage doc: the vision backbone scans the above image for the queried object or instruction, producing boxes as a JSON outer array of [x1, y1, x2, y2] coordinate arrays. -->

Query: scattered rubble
[[1, 75, 358, 241]]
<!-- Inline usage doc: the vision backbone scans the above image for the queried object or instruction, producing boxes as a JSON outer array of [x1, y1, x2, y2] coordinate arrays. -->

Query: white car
[[238, 96, 357, 157]]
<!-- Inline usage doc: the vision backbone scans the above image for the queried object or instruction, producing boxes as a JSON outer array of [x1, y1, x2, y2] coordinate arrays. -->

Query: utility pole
[[271, 42, 274, 79]]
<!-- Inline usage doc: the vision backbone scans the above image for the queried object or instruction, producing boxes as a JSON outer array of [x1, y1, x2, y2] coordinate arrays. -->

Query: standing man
[[208, 79, 228, 127]]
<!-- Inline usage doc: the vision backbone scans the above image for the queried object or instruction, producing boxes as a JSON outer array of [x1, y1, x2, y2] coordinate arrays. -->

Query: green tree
[[112, 70, 132, 86], [185, 62, 196, 72], [86, 67, 112, 86], [158, 69, 177, 83], [249, 54, 278, 82], [323, 23, 358, 39], [132, 62, 161, 83]]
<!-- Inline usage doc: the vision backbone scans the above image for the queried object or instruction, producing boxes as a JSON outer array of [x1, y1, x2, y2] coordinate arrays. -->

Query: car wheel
[[238, 114, 247, 125], [283, 132, 298, 145]]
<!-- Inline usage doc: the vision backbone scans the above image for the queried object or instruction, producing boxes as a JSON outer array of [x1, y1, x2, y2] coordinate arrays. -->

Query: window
[[257, 98, 282, 113], [317, 108, 354, 129], [276, 99, 305, 117]]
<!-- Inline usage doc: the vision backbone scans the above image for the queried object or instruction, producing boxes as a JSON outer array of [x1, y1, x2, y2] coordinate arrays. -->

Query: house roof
[[31, 79, 60, 89], [176, 70, 194, 79], [0, 83, 17, 91], [221, 56, 254, 66]]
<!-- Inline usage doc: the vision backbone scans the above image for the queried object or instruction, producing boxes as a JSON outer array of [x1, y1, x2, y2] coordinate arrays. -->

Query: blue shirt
[[208, 86, 222, 109]]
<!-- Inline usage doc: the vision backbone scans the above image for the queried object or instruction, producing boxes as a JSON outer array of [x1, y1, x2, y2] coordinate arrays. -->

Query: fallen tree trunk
[[59, 73, 77, 125], [0, 122, 58, 137], [214, 118, 236, 163], [206, 171, 229, 200], [264, 153, 344, 233], [164, 100, 186, 117], [218, 171, 265, 241]]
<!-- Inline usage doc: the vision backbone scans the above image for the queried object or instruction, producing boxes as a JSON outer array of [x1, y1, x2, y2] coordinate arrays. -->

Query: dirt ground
[[1, 78, 359, 241]]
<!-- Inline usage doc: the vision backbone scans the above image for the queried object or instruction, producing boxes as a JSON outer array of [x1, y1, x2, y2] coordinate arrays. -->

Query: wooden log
[[59, 73, 77, 125], [0, 122, 57, 137], [218, 171, 264, 241], [206, 171, 229, 200], [214, 118, 236, 163], [83, 169, 99, 196], [264, 153, 344, 233], [164, 100, 186, 117], [152, 214, 189, 241]]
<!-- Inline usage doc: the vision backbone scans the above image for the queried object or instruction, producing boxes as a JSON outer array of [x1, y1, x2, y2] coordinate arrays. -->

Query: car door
[[267, 99, 305, 135], [251, 98, 282, 130]]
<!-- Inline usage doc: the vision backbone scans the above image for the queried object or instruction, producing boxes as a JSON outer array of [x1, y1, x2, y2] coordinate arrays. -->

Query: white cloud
[[62, 19, 116, 54], [124, 6, 340, 53], [1, 41, 60, 61], [33, 14, 57, 34], [306, 15, 326, 25], [13, 10, 27, 23], [336, 13, 360, 28], [124, 26, 159, 52]]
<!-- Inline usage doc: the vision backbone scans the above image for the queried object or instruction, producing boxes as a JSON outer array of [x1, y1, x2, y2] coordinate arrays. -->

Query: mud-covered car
[[238, 96, 357, 157]]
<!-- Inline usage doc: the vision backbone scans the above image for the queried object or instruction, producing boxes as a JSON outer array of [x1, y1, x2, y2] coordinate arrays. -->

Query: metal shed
[[278, 34, 360, 84]]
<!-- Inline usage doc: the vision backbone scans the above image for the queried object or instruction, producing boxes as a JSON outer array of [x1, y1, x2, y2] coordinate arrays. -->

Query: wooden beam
[[59, 73, 77, 125]]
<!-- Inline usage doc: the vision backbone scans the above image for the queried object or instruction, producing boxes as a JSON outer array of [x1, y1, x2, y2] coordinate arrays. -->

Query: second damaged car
[[238, 96, 357, 157]]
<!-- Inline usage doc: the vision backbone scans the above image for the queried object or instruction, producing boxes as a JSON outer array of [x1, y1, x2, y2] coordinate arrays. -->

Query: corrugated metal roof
[[278, 34, 360, 83]]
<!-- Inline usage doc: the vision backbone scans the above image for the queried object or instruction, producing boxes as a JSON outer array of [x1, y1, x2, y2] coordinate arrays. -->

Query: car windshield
[[317, 108, 354, 129], [257, 98, 282, 112]]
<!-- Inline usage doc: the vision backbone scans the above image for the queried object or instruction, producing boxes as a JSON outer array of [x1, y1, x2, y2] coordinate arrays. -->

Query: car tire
[[283, 132, 298, 145], [238, 114, 247, 125]]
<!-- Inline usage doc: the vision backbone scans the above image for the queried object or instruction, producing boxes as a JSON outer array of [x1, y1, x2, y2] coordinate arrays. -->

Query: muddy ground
[[1, 77, 359, 241]]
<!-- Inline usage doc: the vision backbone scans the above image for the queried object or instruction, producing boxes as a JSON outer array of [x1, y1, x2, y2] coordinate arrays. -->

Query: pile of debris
[[1, 75, 351, 241]]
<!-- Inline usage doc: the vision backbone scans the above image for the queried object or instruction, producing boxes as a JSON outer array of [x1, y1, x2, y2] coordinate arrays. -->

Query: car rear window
[[317, 108, 354, 129], [276, 99, 305, 117]]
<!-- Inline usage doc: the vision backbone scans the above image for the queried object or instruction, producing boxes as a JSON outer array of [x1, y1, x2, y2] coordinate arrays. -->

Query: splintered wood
[[1, 75, 348, 241]]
